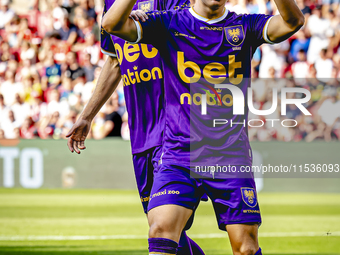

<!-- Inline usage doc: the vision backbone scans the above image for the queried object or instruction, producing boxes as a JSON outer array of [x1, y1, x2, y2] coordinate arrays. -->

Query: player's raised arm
[[266, 0, 305, 43], [101, 0, 139, 42]]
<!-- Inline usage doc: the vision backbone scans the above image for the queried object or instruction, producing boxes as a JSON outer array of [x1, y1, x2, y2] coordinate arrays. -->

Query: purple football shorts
[[148, 164, 261, 231], [132, 146, 162, 214]]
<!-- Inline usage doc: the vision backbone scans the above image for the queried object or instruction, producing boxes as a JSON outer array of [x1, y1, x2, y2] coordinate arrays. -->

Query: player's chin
[[204, 0, 226, 9], [208, 0, 226, 4]]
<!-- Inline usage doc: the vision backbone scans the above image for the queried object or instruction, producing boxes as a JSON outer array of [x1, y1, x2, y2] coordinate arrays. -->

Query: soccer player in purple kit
[[67, 0, 205, 254], [102, 0, 304, 254]]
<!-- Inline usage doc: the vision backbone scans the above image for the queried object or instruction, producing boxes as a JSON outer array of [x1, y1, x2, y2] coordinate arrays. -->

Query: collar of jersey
[[189, 6, 228, 24]]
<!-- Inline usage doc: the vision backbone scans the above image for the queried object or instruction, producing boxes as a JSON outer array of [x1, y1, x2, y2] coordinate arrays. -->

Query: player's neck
[[193, 1, 225, 20]]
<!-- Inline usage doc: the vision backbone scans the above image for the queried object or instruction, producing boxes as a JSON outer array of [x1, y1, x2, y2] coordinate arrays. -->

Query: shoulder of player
[[226, 10, 264, 19], [146, 8, 183, 16], [145, 8, 186, 22], [224, 11, 270, 27]]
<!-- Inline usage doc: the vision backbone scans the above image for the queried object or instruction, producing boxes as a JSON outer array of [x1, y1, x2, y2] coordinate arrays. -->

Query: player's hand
[[129, 10, 148, 22], [66, 118, 91, 154]]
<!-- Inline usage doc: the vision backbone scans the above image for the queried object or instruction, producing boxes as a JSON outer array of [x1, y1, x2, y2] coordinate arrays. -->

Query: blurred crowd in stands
[[0, 0, 339, 141]]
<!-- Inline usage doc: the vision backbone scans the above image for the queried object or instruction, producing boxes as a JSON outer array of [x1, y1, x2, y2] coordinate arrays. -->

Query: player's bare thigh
[[148, 204, 193, 242], [226, 224, 260, 255]]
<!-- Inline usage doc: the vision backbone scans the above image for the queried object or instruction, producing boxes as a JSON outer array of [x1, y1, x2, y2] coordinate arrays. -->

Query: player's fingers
[[136, 11, 147, 22], [78, 140, 86, 150], [73, 140, 80, 154], [67, 138, 74, 153], [66, 127, 75, 138], [130, 12, 139, 21], [137, 12, 146, 22], [76, 141, 82, 154], [141, 12, 148, 20]]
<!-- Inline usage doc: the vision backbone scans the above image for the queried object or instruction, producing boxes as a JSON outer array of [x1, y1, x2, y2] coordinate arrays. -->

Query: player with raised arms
[[66, 0, 205, 254], [102, 0, 304, 254]]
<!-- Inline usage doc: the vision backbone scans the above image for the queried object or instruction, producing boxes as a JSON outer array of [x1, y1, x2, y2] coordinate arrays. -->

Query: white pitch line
[[0, 232, 339, 241]]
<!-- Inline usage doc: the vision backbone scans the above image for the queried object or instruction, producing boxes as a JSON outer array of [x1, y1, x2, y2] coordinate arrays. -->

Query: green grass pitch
[[0, 189, 339, 254]]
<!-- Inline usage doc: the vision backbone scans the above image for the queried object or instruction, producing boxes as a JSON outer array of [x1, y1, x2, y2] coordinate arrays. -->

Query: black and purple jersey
[[101, 1, 117, 57], [102, 0, 190, 154], [132, 8, 273, 167]]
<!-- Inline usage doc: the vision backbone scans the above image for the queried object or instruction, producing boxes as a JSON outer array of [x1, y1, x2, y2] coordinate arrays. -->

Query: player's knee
[[149, 221, 175, 238]]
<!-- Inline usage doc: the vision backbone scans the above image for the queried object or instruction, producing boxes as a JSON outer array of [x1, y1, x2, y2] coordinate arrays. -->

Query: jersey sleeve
[[244, 14, 274, 47], [129, 10, 173, 50], [101, 3, 117, 57], [101, 28, 117, 57]]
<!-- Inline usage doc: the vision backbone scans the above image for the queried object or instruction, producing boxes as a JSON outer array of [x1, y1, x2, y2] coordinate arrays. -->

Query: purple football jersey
[[102, 0, 190, 154], [133, 8, 272, 166], [101, 1, 116, 57], [155, 0, 191, 11]]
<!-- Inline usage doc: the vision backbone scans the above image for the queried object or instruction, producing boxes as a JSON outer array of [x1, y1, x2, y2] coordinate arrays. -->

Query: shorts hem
[[147, 202, 196, 213], [101, 48, 117, 57], [218, 220, 262, 231]]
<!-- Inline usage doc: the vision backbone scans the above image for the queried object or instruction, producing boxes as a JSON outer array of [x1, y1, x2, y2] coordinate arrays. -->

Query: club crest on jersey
[[138, 0, 154, 12], [225, 25, 245, 47], [241, 187, 257, 207]]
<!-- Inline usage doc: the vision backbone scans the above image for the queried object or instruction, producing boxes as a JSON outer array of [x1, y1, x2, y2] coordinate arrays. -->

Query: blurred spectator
[[306, 5, 332, 63], [56, 16, 78, 45], [18, 18, 33, 44], [290, 30, 310, 61], [0, 94, 8, 121], [0, 110, 21, 139], [20, 117, 37, 139], [80, 66, 101, 102], [59, 76, 73, 100], [23, 75, 42, 104], [51, 0, 68, 30], [226, 0, 249, 14], [291, 50, 310, 85], [20, 40, 36, 63], [38, 110, 60, 139], [0, 70, 24, 106], [0, 0, 339, 142], [297, 0, 311, 17], [65, 51, 85, 84], [47, 89, 70, 117], [11, 93, 30, 126], [5, 15, 21, 48], [76, 15, 92, 40], [82, 53, 97, 81], [92, 92, 122, 139], [79, 0, 96, 20], [259, 41, 290, 78], [0, 41, 11, 63], [61, 0, 78, 22], [44, 51, 62, 85], [0, 0, 15, 29], [315, 48, 333, 82]]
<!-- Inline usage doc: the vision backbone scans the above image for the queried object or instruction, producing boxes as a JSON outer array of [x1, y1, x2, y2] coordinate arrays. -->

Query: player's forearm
[[273, 0, 305, 30], [102, 0, 136, 35], [80, 56, 121, 121]]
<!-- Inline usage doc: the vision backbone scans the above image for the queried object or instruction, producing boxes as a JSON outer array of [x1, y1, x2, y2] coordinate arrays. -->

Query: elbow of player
[[289, 14, 305, 32], [295, 14, 305, 30], [102, 17, 113, 34], [102, 17, 121, 35]]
